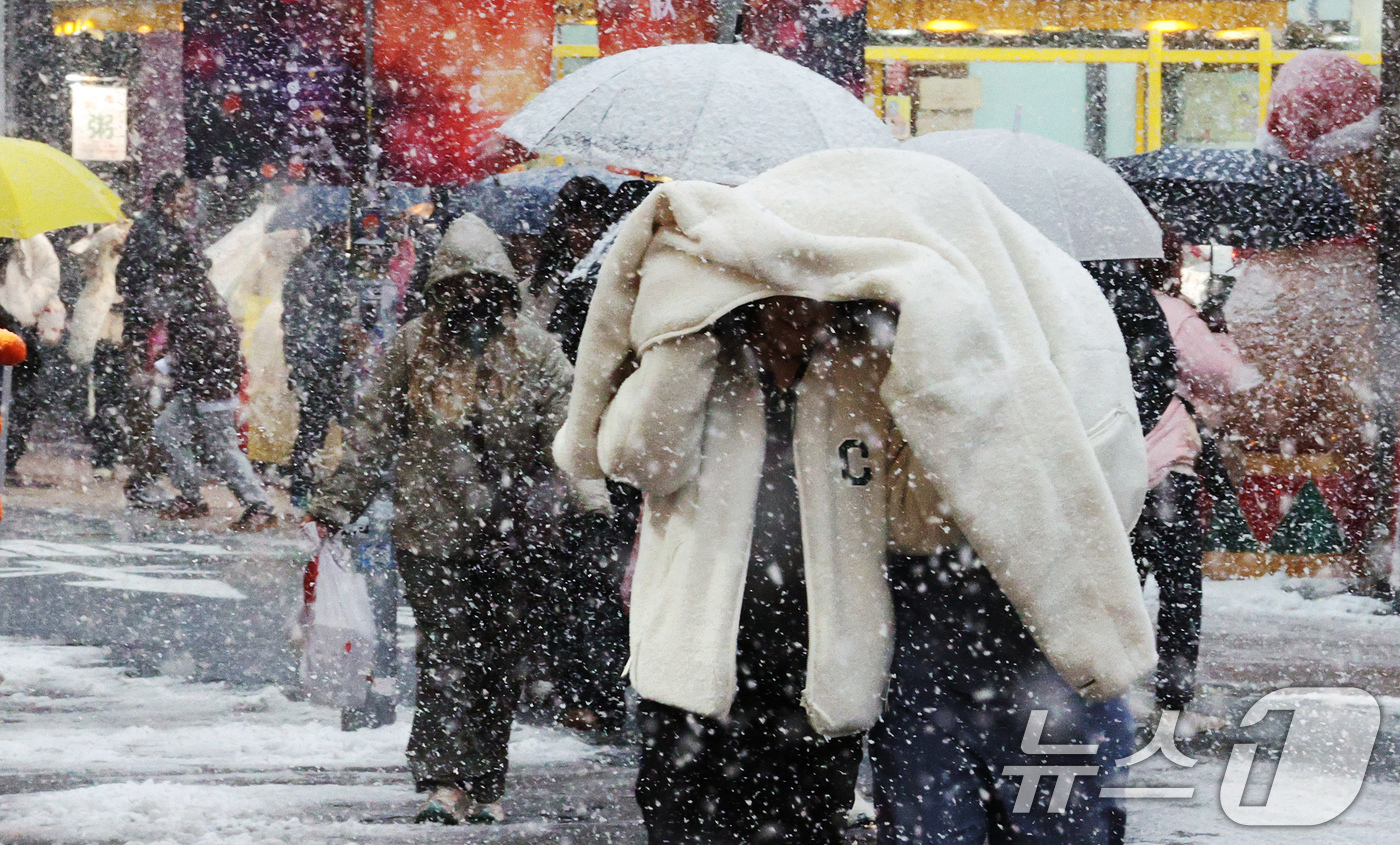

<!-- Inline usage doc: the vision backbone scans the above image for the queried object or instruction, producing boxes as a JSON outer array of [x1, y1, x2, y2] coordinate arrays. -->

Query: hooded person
[[556, 148, 1153, 844], [306, 213, 608, 826], [1220, 49, 1381, 578]]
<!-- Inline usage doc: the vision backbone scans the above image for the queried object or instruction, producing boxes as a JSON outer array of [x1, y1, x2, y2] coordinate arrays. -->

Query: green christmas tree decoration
[[1267, 481, 1347, 555], [1206, 489, 1260, 553]]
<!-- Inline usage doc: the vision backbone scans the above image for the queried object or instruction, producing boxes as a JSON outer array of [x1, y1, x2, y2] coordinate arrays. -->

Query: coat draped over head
[[556, 148, 1154, 734]]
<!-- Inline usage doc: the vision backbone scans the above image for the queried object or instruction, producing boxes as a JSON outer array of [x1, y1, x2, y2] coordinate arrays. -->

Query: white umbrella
[[499, 44, 895, 186], [904, 129, 1163, 261]]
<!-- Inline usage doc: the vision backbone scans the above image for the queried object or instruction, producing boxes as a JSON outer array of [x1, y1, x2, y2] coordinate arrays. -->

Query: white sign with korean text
[[71, 83, 128, 162]]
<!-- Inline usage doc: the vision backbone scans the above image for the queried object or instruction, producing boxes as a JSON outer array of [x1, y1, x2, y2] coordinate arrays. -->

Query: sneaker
[[415, 787, 470, 825], [93, 467, 115, 481], [126, 484, 173, 510], [159, 497, 211, 520], [230, 503, 278, 533], [468, 801, 505, 824]]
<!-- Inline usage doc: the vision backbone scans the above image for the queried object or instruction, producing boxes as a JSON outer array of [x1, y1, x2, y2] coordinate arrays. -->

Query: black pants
[[1, 323, 41, 473], [637, 697, 861, 845], [1131, 472, 1203, 711], [398, 550, 538, 801], [288, 370, 342, 494], [635, 549, 861, 845], [550, 505, 632, 727], [88, 342, 127, 470], [120, 345, 164, 492]]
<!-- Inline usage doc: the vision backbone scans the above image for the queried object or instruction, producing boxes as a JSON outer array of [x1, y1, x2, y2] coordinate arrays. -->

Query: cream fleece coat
[[556, 149, 1154, 735]]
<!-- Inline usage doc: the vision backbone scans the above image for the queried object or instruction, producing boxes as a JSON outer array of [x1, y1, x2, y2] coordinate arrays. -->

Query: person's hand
[[299, 514, 332, 545]]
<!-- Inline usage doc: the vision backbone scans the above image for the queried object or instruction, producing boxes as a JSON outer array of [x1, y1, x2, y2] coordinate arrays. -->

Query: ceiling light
[[920, 19, 977, 33], [1145, 20, 1197, 33]]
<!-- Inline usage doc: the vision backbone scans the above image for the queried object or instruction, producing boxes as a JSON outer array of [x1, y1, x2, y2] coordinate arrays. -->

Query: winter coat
[[164, 275, 244, 404], [557, 149, 1153, 735], [1083, 260, 1177, 434], [1145, 293, 1262, 487], [116, 212, 196, 348], [282, 236, 352, 385], [309, 314, 593, 559], [0, 234, 64, 345], [309, 214, 606, 560], [66, 223, 131, 366], [138, 219, 243, 403]]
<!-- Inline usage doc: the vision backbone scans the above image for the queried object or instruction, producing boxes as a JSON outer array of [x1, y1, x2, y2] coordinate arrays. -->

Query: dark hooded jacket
[[119, 209, 242, 401]]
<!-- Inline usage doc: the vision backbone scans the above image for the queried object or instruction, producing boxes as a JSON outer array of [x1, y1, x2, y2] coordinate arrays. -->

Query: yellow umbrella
[[0, 138, 126, 239]]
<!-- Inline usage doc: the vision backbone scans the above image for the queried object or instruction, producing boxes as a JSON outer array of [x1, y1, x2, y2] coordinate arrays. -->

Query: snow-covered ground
[[3, 572, 1400, 844], [0, 637, 597, 844]]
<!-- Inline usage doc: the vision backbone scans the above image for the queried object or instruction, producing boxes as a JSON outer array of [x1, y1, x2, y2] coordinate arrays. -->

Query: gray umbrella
[[498, 44, 895, 186], [904, 129, 1163, 261]]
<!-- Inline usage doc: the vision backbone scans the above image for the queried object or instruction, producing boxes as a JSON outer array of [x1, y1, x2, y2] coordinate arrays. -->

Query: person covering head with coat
[[306, 213, 606, 826], [557, 149, 1153, 844]]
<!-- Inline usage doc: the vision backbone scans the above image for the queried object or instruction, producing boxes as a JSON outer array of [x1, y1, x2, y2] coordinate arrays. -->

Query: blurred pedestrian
[[549, 179, 657, 363], [1142, 278, 1261, 732], [67, 222, 132, 478], [545, 178, 656, 733], [148, 175, 276, 531], [114, 172, 191, 509], [306, 213, 607, 826], [282, 226, 352, 506], [523, 176, 611, 324], [0, 232, 64, 481]]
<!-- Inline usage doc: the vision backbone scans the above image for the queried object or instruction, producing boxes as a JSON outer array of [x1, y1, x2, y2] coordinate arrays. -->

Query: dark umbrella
[[1108, 146, 1358, 250], [442, 165, 629, 236], [266, 184, 432, 232]]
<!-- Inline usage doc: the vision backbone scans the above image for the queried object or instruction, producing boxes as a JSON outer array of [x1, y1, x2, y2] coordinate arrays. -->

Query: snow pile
[[0, 782, 411, 845], [0, 637, 594, 774], [1204, 573, 1392, 621]]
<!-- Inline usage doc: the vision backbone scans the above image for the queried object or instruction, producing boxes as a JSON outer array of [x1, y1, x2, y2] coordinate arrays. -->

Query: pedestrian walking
[[145, 175, 276, 531], [524, 175, 611, 324], [545, 178, 656, 733], [1141, 284, 1261, 730], [555, 150, 1153, 845], [0, 232, 64, 481], [114, 173, 194, 509], [66, 222, 132, 478], [306, 213, 607, 826], [282, 226, 352, 506]]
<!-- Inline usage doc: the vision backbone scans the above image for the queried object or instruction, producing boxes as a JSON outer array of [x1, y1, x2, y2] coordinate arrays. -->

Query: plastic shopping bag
[[299, 528, 377, 708]]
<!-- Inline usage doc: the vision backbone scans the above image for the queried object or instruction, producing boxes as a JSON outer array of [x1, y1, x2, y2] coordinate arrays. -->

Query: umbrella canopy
[[444, 165, 630, 236], [904, 129, 1163, 261], [266, 184, 432, 232], [0, 138, 125, 239], [498, 44, 895, 186], [1108, 146, 1358, 249]]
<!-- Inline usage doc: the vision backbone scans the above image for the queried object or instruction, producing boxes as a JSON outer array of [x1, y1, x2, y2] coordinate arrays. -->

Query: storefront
[[555, 1, 1380, 155]]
